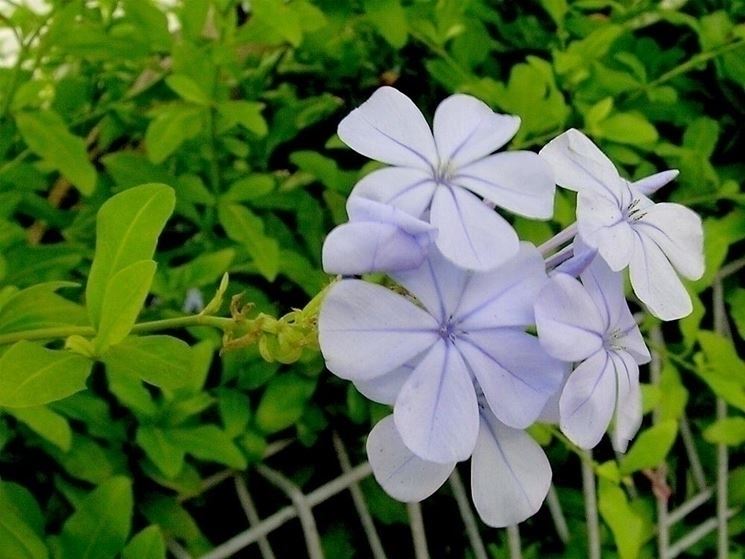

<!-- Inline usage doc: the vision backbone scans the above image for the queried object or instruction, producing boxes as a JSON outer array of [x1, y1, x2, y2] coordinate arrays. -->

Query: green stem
[[0, 314, 236, 346], [629, 39, 745, 100]]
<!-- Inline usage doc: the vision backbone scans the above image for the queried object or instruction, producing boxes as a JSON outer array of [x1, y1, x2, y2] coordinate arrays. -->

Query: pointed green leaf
[[619, 420, 678, 475], [217, 101, 267, 136], [166, 425, 247, 469], [122, 526, 165, 559], [598, 479, 646, 559], [15, 110, 97, 194], [0, 282, 87, 334], [137, 426, 185, 479], [145, 105, 204, 163], [94, 260, 157, 352], [103, 335, 193, 389], [0, 342, 92, 408], [166, 75, 211, 105], [86, 183, 175, 328], [218, 203, 279, 281], [55, 477, 133, 559], [0, 482, 48, 559], [4, 405, 72, 451], [704, 417, 745, 446]]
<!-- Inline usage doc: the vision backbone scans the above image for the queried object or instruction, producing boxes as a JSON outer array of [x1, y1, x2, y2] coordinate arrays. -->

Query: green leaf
[[86, 183, 175, 329], [55, 476, 133, 559], [540, 0, 568, 26], [222, 175, 275, 202], [729, 288, 745, 341], [166, 425, 247, 469], [364, 0, 408, 48], [94, 260, 156, 352], [594, 112, 659, 146], [0, 341, 92, 408], [704, 417, 745, 446], [0, 482, 48, 559], [217, 101, 268, 136], [249, 0, 303, 46], [104, 335, 193, 389], [598, 479, 646, 559], [256, 373, 316, 433], [620, 420, 677, 475], [4, 405, 72, 451], [145, 105, 204, 163], [122, 526, 165, 559], [15, 110, 97, 194], [122, 0, 171, 51], [166, 74, 211, 105], [48, 435, 115, 484], [695, 331, 745, 411], [218, 389, 251, 437], [137, 426, 185, 479], [218, 203, 280, 281], [0, 282, 87, 334]]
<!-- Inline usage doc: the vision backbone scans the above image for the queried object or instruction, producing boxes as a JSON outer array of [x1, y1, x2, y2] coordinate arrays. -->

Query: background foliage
[[0, 0, 744, 557]]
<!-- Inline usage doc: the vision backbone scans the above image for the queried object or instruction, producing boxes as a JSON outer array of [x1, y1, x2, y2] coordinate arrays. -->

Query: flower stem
[[0, 314, 236, 346], [538, 223, 577, 256], [582, 450, 601, 559]]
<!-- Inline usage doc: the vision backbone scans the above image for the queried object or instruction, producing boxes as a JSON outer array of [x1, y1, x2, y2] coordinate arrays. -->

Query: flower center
[[434, 159, 455, 184], [624, 198, 646, 222], [438, 317, 457, 342], [604, 328, 626, 352]]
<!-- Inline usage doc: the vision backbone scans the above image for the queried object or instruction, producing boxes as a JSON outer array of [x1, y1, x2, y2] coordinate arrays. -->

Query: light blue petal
[[430, 185, 519, 271], [579, 255, 626, 332], [354, 361, 417, 406], [454, 151, 556, 219], [392, 247, 471, 323], [629, 232, 692, 320], [632, 170, 678, 196], [367, 415, 455, 502], [559, 350, 617, 449], [458, 330, 565, 429], [471, 411, 552, 527], [455, 243, 546, 330], [322, 222, 429, 275], [318, 280, 438, 381], [337, 86, 437, 170], [534, 274, 605, 362], [395, 340, 479, 464], [350, 167, 437, 218], [433, 94, 520, 168], [538, 129, 625, 204], [577, 191, 634, 272], [610, 352, 642, 453]]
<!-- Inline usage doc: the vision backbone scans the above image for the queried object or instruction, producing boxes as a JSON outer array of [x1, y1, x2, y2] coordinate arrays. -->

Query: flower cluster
[[317, 88, 704, 527]]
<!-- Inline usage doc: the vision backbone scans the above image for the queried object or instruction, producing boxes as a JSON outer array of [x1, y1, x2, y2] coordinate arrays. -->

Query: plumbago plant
[[0, 85, 703, 540]]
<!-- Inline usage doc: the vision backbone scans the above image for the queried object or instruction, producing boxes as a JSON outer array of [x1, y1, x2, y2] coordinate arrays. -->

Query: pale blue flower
[[534, 256, 651, 450], [322, 197, 436, 275], [338, 87, 556, 271], [539, 129, 704, 320], [318, 243, 564, 463], [366, 406, 552, 528]]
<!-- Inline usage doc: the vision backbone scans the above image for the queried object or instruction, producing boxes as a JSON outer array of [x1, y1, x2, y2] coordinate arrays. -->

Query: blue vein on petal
[[427, 342, 451, 456], [458, 337, 544, 392], [443, 186, 481, 266], [566, 351, 611, 418], [359, 113, 435, 173], [485, 417, 534, 509]]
